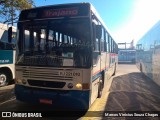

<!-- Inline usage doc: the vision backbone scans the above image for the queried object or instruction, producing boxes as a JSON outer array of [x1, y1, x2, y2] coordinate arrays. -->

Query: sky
[[34, 0, 160, 45]]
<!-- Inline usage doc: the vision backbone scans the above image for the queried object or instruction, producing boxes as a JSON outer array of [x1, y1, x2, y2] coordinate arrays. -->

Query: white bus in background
[[0, 23, 16, 87], [118, 49, 136, 63], [136, 20, 160, 86]]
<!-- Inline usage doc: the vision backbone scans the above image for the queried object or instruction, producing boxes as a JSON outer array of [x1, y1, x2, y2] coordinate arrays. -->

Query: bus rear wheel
[[112, 63, 116, 76], [97, 80, 103, 98], [0, 72, 9, 87]]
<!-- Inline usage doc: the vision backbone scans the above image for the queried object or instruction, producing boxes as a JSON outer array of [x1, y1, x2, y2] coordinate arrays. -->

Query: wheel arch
[[0, 67, 13, 80]]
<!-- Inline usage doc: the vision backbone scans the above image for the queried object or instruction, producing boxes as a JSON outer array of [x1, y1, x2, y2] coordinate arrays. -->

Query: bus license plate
[[39, 99, 52, 105]]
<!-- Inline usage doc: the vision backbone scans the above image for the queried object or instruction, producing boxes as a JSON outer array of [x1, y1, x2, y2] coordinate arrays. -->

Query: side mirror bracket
[[8, 27, 12, 43]]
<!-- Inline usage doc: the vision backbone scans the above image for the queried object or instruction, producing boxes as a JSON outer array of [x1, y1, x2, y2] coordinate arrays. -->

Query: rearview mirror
[[8, 27, 12, 43], [96, 25, 102, 39], [12, 43, 16, 50]]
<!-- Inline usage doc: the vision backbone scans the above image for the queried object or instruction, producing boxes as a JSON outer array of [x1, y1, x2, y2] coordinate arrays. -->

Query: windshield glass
[[17, 19, 92, 68]]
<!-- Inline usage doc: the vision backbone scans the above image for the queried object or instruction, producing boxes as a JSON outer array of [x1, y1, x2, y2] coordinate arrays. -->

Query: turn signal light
[[82, 83, 89, 89]]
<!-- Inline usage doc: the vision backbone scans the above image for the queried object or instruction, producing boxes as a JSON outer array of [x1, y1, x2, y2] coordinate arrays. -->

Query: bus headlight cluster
[[67, 83, 83, 89], [76, 83, 82, 89], [16, 79, 27, 84]]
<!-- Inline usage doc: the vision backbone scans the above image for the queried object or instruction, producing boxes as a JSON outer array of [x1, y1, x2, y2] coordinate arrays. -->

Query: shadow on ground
[[103, 72, 160, 120], [106, 72, 160, 111]]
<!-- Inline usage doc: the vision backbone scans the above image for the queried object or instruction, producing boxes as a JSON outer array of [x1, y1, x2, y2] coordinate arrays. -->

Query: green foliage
[[0, 0, 34, 25]]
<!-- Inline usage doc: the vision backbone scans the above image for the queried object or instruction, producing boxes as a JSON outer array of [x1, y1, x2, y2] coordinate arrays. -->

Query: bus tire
[[97, 80, 103, 98], [0, 71, 10, 87], [140, 64, 142, 72], [112, 63, 116, 76]]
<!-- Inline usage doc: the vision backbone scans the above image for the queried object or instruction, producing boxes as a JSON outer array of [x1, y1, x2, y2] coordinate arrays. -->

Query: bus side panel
[[90, 75, 99, 105], [107, 53, 115, 78], [152, 46, 160, 86], [0, 50, 15, 79], [100, 52, 107, 72], [0, 50, 13, 64], [136, 21, 160, 87], [91, 53, 101, 104], [104, 53, 111, 80]]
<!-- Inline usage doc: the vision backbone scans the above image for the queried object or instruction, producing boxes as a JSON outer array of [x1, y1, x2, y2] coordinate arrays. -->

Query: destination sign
[[19, 4, 90, 21], [43, 8, 78, 18]]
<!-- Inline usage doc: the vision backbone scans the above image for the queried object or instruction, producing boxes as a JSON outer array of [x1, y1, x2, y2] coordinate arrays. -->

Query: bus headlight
[[76, 83, 82, 89], [67, 83, 73, 89]]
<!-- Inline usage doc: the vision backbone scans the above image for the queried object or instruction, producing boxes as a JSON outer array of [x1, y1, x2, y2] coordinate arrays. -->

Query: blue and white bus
[[0, 23, 16, 87], [14, 3, 118, 110], [136, 20, 160, 86], [118, 49, 136, 63]]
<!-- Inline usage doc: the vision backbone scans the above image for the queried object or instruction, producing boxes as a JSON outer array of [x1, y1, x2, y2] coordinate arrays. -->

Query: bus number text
[[59, 72, 80, 76]]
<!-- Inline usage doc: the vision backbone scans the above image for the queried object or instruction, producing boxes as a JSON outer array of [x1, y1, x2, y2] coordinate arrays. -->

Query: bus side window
[[94, 38, 99, 52], [111, 38, 113, 53], [111, 39, 113, 53], [101, 27, 105, 52], [103, 30, 107, 52], [106, 32, 108, 52], [108, 36, 112, 53], [94, 25, 100, 52], [113, 41, 116, 53]]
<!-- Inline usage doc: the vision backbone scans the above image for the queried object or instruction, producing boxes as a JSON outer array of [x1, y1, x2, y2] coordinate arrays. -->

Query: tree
[[0, 0, 34, 25]]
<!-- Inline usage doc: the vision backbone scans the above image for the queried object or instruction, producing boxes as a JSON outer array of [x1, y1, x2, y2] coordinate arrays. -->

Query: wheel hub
[[0, 74, 7, 86]]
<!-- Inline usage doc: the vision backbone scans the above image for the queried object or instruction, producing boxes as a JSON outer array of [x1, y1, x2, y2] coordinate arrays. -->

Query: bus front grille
[[28, 80, 66, 88], [22, 67, 73, 81]]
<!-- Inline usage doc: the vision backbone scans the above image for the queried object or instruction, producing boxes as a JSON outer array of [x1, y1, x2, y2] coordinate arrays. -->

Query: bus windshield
[[17, 19, 92, 68]]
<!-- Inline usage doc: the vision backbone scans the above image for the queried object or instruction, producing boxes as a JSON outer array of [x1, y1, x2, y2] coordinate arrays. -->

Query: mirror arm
[[8, 27, 12, 43]]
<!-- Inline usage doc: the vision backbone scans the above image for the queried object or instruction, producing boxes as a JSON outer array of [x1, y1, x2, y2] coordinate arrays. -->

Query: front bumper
[[15, 84, 90, 110]]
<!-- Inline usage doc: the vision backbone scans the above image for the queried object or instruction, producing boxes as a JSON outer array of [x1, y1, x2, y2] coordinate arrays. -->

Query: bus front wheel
[[97, 80, 103, 98], [0, 72, 9, 87]]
